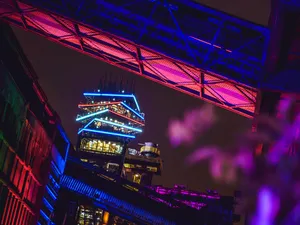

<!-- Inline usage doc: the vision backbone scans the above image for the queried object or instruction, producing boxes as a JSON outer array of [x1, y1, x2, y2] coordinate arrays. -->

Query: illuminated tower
[[72, 85, 163, 225], [75, 89, 145, 175]]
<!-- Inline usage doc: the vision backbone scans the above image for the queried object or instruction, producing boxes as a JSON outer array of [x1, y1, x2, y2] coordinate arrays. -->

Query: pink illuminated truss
[[0, 1, 258, 118]]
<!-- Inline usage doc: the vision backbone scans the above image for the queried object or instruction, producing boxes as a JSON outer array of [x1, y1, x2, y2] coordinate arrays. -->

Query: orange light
[[103, 211, 110, 224], [109, 110, 145, 126]]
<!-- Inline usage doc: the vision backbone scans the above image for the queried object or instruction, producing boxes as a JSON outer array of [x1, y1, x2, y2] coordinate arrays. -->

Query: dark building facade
[[0, 22, 70, 225]]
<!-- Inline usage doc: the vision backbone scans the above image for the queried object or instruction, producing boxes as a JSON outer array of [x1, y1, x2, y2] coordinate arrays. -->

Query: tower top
[[97, 74, 136, 94]]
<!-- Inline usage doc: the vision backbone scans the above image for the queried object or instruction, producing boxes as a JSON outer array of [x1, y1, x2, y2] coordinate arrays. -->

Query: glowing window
[[133, 173, 141, 184], [146, 166, 158, 172], [77, 205, 103, 225], [80, 138, 123, 155]]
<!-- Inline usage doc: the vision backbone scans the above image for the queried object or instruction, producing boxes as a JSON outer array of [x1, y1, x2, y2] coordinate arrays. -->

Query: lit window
[[133, 173, 141, 184], [80, 138, 123, 155]]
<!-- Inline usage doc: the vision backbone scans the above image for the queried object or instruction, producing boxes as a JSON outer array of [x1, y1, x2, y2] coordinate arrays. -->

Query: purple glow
[[149, 185, 220, 200], [168, 105, 216, 147], [142, 185, 224, 211], [251, 187, 280, 225]]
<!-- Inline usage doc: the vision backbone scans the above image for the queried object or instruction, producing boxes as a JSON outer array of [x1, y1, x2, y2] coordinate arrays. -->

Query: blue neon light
[[57, 125, 69, 143], [77, 118, 97, 134], [46, 185, 58, 200], [132, 95, 140, 111], [43, 198, 54, 211], [78, 118, 142, 134], [40, 210, 50, 221], [55, 125, 71, 166], [95, 119, 142, 132], [121, 102, 144, 120], [79, 128, 135, 138], [76, 109, 109, 121], [83, 93, 141, 111], [80, 118, 95, 130], [51, 162, 62, 176], [84, 93, 132, 97]]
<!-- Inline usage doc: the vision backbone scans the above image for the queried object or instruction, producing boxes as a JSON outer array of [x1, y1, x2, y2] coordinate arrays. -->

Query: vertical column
[[246, 0, 299, 223], [19, 206, 25, 225], [263, 0, 300, 92], [10, 196, 18, 225], [0, 191, 9, 225], [0, 185, 8, 223], [265, 0, 299, 74], [254, 0, 300, 155], [278, 94, 300, 155], [253, 91, 281, 155]]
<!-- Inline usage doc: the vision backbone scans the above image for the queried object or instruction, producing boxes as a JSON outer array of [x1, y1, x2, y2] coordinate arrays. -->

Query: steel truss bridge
[[0, 0, 299, 118]]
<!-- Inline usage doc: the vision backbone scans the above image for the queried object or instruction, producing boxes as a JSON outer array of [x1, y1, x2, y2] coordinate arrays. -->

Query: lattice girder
[[0, 0, 259, 117], [13, 0, 270, 86]]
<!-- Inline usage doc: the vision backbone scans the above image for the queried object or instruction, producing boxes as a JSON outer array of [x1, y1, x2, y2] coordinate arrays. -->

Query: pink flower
[[168, 94, 300, 224], [168, 104, 216, 147], [168, 119, 193, 147], [268, 113, 300, 164], [276, 96, 294, 120], [186, 147, 254, 183], [235, 149, 254, 174]]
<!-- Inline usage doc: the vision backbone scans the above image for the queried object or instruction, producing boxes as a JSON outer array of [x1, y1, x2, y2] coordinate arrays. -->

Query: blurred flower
[[282, 203, 300, 225], [168, 119, 193, 147], [168, 104, 216, 147], [168, 95, 300, 224], [251, 187, 280, 225], [186, 147, 254, 184], [268, 113, 300, 164]]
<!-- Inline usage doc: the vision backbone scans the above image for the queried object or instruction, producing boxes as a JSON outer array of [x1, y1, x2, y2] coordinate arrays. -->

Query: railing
[[63, 156, 239, 224], [61, 175, 176, 225], [66, 156, 185, 208]]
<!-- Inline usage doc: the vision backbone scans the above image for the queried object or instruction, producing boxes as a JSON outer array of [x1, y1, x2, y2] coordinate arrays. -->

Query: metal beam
[[0, 0, 259, 117]]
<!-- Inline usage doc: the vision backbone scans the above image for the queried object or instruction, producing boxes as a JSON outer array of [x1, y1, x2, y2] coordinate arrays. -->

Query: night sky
[[12, 0, 270, 196]]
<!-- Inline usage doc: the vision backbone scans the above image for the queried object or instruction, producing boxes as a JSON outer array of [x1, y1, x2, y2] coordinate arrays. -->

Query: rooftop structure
[[75, 89, 145, 175], [124, 142, 163, 185]]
